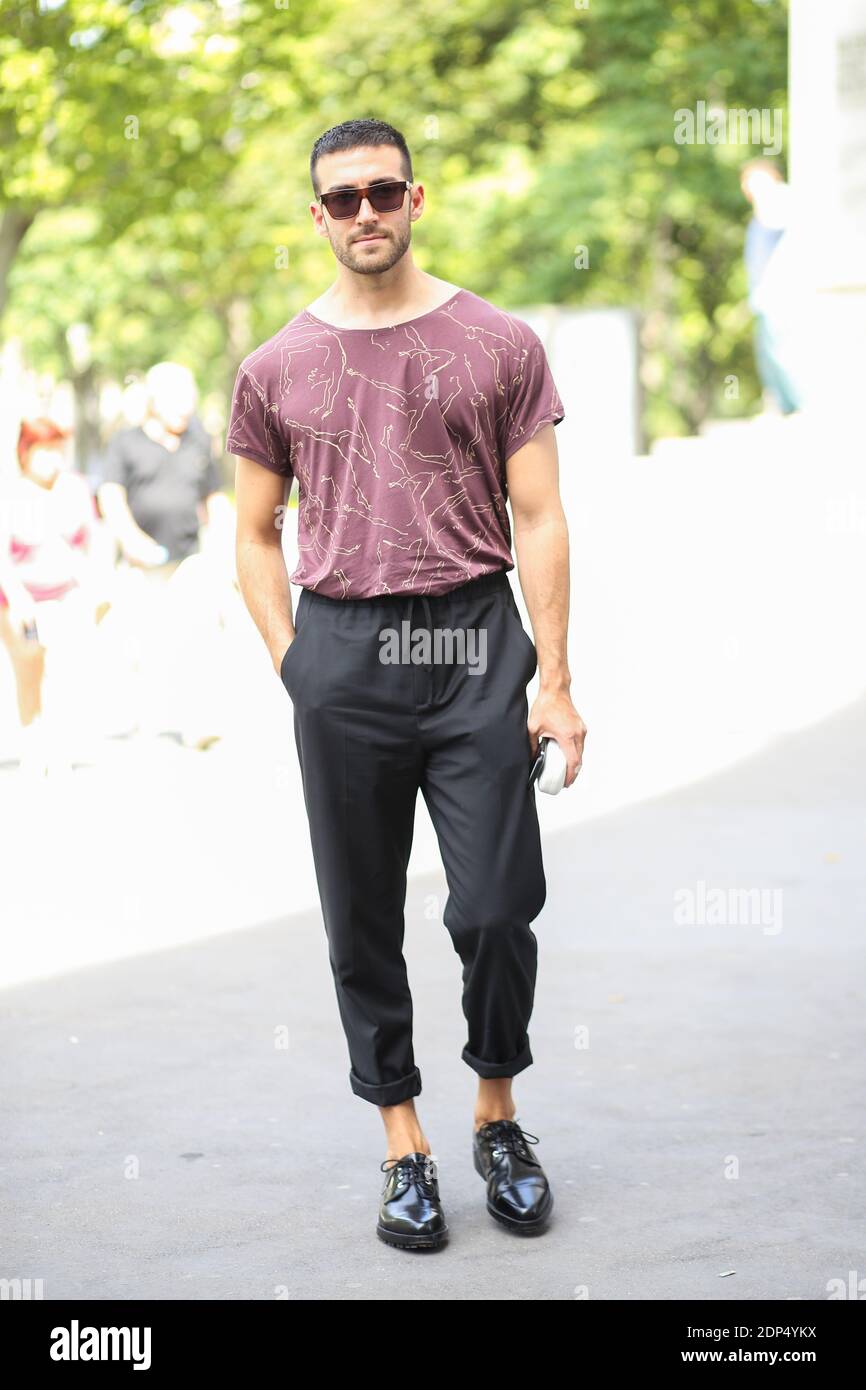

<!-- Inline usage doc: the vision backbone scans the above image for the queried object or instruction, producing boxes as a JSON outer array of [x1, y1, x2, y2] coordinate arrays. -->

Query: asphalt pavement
[[2, 687, 863, 1300]]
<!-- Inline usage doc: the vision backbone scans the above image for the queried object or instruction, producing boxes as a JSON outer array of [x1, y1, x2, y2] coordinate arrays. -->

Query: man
[[228, 118, 587, 1249], [98, 361, 228, 568], [739, 159, 804, 416]]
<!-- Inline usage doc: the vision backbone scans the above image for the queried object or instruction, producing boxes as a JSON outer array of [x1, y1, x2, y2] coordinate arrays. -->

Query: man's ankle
[[385, 1141, 431, 1161], [474, 1109, 517, 1131]]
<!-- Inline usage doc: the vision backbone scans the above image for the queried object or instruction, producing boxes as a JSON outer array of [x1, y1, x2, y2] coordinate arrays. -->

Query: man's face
[[149, 379, 197, 434], [740, 168, 777, 206], [310, 145, 421, 275]]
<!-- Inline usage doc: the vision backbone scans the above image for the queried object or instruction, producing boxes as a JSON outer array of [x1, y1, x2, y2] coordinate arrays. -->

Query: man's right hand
[[273, 633, 296, 675], [124, 534, 170, 568]]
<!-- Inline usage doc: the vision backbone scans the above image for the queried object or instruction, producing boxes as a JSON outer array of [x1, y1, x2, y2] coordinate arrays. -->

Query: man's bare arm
[[233, 455, 296, 675], [96, 482, 166, 564], [506, 424, 571, 690], [505, 423, 587, 786]]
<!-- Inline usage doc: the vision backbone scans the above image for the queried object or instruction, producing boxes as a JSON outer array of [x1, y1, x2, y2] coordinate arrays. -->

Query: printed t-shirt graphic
[[226, 287, 565, 598]]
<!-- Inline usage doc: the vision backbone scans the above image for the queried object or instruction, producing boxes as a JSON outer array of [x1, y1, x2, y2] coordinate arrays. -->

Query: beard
[[331, 220, 412, 275]]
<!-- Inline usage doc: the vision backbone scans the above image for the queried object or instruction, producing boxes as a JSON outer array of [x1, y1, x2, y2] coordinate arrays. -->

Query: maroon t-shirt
[[225, 286, 565, 598]]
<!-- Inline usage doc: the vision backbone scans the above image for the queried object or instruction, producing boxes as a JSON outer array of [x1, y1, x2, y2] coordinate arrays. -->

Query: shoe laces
[[481, 1120, 541, 1166], [380, 1153, 438, 1195]]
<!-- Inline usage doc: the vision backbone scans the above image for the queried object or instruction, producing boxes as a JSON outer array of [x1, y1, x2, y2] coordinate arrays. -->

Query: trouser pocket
[[279, 589, 313, 691]]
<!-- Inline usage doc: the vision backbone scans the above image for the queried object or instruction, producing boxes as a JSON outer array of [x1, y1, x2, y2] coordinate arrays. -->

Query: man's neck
[[142, 416, 182, 451], [309, 270, 458, 330]]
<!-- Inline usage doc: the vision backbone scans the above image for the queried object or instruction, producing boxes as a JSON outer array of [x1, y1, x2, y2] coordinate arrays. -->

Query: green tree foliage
[[2, 0, 788, 446]]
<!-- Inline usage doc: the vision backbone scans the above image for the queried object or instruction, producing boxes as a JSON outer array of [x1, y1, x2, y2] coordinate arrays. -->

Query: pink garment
[[0, 470, 95, 607], [226, 287, 565, 598]]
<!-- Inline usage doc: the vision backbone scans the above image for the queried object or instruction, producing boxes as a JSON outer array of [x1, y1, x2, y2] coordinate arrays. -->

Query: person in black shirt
[[98, 362, 226, 566]]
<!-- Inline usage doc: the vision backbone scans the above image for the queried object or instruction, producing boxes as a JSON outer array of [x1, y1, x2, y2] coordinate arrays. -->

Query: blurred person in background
[[96, 362, 236, 748], [740, 159, 805, 418], [0, 418, 115, 776], [97, 360, 228, 569]]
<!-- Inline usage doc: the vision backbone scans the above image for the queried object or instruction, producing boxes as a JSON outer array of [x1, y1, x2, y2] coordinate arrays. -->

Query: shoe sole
[[473, 1147, 554, 1234], [376, 1223, 449, 1250]]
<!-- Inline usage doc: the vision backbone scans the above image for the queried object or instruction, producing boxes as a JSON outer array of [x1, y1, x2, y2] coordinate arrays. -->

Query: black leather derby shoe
[[473, 1119, 553, 1233], [376, 1151, 449, 1249]]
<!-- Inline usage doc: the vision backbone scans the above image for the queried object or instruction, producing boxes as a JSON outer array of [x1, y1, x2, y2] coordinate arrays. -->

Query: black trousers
[[280, 569, 547, 1106]]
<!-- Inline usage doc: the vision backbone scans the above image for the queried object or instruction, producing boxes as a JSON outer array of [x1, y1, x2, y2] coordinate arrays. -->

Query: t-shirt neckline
[[302, 288, 465, 333]]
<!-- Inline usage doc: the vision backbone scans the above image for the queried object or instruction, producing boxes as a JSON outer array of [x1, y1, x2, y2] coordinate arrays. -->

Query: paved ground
[[2, 687, 863, 1301]]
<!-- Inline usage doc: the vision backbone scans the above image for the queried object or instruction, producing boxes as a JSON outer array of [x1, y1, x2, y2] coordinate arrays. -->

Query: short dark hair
[[310, 119, 413, 198]]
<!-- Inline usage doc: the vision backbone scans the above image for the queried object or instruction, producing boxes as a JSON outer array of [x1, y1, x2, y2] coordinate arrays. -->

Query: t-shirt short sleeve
[[99, 431, 130, 489], [225, 366, 292, 478], [500, 319, 565, 463]]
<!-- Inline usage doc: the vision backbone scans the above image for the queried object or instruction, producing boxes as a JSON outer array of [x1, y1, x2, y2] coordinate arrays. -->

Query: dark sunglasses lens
[[368, 182, 406, 212], [326, 191, 361, 218], [323, 183, 406, 218]]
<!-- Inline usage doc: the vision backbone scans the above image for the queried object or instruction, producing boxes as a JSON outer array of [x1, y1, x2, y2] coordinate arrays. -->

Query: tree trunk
[[223, 296, 252, 398], [71, 363, 102, 479], [0, 208, 37, 327]]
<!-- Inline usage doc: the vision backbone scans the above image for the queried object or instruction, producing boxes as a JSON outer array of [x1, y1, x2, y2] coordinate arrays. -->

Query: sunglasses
[[317, 179, 412, 220]]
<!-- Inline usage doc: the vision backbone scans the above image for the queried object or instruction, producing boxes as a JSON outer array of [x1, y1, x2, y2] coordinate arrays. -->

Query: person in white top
[[0, 418, 114, 775]]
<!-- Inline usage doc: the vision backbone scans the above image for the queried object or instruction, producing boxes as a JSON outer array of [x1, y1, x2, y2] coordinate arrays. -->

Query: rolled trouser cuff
[[461, 1038, 533, 1080], [350, 1065, 422, 1106]]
